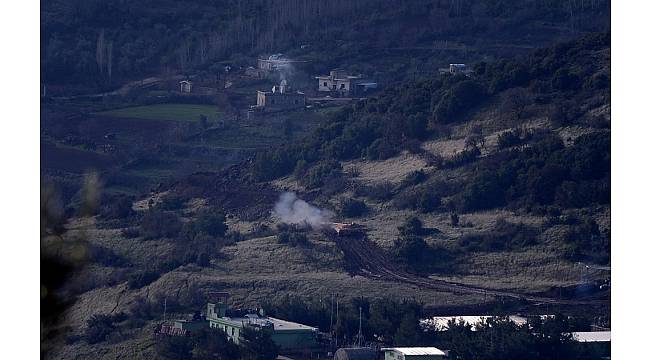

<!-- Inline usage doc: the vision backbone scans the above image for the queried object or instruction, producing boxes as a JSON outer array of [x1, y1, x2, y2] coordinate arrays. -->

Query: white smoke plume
[[273, 192, 332, 229]]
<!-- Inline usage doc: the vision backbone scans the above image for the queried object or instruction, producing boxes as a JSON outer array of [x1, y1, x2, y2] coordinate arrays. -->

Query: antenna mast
[[356, 306, 364, 347]]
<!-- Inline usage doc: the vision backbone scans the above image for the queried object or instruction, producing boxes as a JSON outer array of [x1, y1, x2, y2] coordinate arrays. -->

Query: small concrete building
[[179, 80, 193, 93], [256, 80, 306, 112], [334, 347, 380, 360], [316, 69, 377, 96], [257, 53, 307, 72], [438, 64, 473, 76], [571, 331, 610, 358], [206, 292, 319, 352], [316, 69, 360, 95], [382, 347, 447, 360]]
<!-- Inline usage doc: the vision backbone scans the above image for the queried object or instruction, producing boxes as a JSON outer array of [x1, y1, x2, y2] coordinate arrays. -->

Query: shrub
[[127, 270, 161, 289], [85, 313, 126, 344], [398, 216, 425, 236], [90, 245, 127, 267], [301, 160, 342, 189], [158, 194, 187, 211], [458, 218, 537, 251], [196, 252, 211, 267], [100, 195, 135, 219], [450, 213, 460, 227], [140, 210, 182, 238], [277, 231, 308, 247], [121, 227, 140, 238], [393, 236, 428, 263], [365, 138, 400, 160], [193, 211, 228, 238], [442, 146, 481, 168], [355, 181, 394, 201], [497, 129, 525, 149], [399, 170, 428, 188], [431, 80, 486, 124], [339, 198, 368, 218]]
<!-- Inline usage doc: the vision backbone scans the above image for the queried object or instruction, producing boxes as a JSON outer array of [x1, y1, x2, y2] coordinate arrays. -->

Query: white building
[[382, 347, 448, 360], [179, 80, 193, 93]]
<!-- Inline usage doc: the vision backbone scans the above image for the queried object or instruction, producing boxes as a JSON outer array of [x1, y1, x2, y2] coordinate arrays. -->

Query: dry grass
[[342, 151, 428, 185]]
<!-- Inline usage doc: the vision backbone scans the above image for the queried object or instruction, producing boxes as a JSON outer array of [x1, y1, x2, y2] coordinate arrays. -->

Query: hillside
[[42, 0, 610, 94], [41, 33, 610, 359]]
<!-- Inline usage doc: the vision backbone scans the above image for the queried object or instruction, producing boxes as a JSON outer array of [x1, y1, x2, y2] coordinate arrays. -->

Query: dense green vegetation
[[42, 0, 609, 92], [259, 296, 603, 359]]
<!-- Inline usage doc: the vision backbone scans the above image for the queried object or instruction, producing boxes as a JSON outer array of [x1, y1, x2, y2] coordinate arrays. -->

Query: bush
[[193, 211, 228, 238], [339, 198, 368, 218], [140, 210, 182, 238], [458, 218, 537, 251], [399, 170, 428, 188], [85, 313, 126, 344], [365, 138, 400, 160], [497, 128, 525, 149], [121, 227, 140, 238], [301, 160, 342, 189], [398, 216, 425, 236], [100, 195, 135, 219], [277, 231, 309, 247], [90, 245, 127, 267], [442, 146, 481, 168], [431, 80, 486, 124], [127, 270, 161, 289], [158, 194, 187, 211], [355, 181, 394, 200], [393, 236, 428, 263]]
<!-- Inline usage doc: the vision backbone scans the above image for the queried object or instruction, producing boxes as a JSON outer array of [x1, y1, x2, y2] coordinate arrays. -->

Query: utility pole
[[335, 296, 339, 348], [163, 297, 167, 322], [330, 294, 334, 350], [356, 307, 363, 347]]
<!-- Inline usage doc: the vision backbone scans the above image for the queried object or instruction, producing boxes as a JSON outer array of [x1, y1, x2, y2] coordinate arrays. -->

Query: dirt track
[[332, 234, 608, 306]]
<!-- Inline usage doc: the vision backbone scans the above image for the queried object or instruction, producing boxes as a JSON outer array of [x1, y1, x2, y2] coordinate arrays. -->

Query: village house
[[179, 80, 193, 93], [257, 53, 308, 72], [315, 69, 377, 96], [255, 80, 306, 112], [438, 63, 473, 76]]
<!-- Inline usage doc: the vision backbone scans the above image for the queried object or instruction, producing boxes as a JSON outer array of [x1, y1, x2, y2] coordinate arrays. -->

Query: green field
[[95, 104, 220, 122]]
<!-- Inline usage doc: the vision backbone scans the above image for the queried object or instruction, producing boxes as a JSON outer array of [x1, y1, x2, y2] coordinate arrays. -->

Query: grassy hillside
[[41, 33, 610, 359]]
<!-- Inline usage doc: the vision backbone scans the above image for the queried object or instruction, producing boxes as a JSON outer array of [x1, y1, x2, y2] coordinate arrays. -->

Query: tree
[[240, 328, 278, 360], [394, 313, 423, 346], [398, 216, 424, 236], [193, 211, 228, 238], [339, 198, 368, 218]]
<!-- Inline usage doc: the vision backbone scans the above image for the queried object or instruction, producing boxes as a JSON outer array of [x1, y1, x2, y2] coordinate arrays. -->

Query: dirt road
[[332, 234, 608, 306]]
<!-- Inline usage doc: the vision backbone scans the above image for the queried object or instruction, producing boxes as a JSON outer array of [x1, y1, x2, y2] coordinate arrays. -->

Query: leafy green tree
[[398, 216, 424, 236], [240, 328, 278, 360], [394, 313, 424, 346]]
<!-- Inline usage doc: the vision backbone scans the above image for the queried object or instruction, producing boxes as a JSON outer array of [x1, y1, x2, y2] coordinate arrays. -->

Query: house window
[[340, 83, 345, 89], [323, 81, 328, 87]]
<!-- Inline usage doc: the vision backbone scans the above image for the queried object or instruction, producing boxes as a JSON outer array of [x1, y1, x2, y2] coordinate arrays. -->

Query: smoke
[[273, 192, 332, 229]]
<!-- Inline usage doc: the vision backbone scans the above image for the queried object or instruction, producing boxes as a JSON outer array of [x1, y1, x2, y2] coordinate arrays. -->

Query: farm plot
[[95, 104, 220, 122]]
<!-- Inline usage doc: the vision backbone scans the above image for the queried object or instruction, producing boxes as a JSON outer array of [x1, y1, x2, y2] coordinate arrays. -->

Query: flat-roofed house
[[382, 347, 448, 360], [255, 80, 306, 112], [205, 292, 319, 351]]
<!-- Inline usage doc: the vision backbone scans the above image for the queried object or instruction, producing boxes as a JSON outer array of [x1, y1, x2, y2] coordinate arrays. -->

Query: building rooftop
[[571, 331, 611, 343], [210, 314, 316, 332], [267, 317, 318, 331], [383, 347, 446, 356]]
